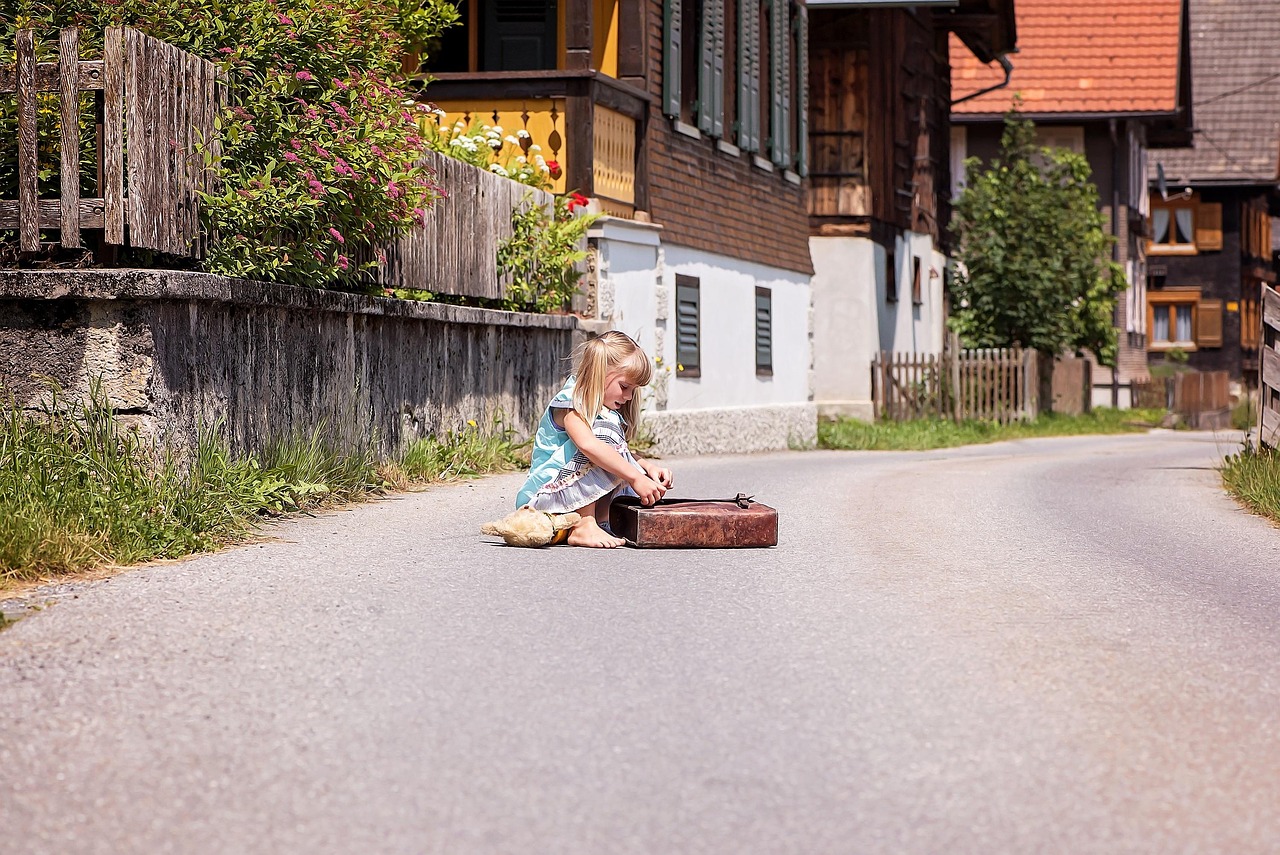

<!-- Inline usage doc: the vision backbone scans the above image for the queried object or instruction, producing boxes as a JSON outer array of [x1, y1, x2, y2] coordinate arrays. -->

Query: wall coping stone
[[0, 269, 581, 332]]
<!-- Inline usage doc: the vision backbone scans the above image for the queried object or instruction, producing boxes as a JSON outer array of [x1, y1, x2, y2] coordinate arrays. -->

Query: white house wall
[[810, 231, 947, 421], [590, 218, 816, 456]]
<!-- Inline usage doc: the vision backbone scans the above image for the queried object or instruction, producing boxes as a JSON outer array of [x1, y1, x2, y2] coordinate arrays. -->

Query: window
[[911, 256, 922, 306], [1147, 290, 1223, 350], [664, 0, 806, 165], [1149, 194, 1222, 256], [675, 274, 701, 377], [755, 287, 772, 375], [885, 245, 897, 303], [1151, 205, 1196, 253]]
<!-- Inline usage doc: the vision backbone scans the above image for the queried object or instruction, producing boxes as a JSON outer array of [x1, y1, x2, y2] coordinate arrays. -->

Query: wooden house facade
[[418, 0, 818, 453], [808, 0, 1017, 420], [1143, 0, 1280, 385]]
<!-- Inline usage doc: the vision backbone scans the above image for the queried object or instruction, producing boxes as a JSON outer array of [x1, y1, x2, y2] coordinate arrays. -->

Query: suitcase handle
[[617, 493, 756, 509]]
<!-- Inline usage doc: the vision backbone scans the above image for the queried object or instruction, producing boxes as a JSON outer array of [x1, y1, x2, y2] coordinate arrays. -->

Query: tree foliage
[[949, 111, 1126, 365]]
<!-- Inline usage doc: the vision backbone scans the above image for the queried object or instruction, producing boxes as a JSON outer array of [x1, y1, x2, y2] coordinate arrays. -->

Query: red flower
[[547, 159, 562, 180], [566, 192, 589, 212]]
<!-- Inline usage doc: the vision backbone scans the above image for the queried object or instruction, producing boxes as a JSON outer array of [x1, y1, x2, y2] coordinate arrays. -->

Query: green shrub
[[498, 192, 599, 312], [3, 0, 459, 286]]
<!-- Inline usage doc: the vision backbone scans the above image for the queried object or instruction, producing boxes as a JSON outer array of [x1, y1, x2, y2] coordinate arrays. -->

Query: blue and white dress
[[516, 377, 645, 513]]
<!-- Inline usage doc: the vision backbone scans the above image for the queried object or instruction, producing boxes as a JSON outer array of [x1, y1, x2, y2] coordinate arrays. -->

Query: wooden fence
[[372, 149, 555, 300], [1133, 369, 1231, 428], [3, 30, 556, 300], [1260, 282, 1280, 446], [872, 340, 1040, 423], [1, 27, 225, 258]]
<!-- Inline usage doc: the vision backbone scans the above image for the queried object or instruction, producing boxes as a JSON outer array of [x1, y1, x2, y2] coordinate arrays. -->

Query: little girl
[[516, 330, 674, 548]]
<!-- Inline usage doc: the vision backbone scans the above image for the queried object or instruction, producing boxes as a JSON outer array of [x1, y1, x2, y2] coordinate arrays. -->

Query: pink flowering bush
[[4, 0, 459, 287]]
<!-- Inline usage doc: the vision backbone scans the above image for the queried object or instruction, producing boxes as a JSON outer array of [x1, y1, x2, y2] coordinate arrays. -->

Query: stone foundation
[[0, 269, 578, 457], [642, 403, 818, 456]]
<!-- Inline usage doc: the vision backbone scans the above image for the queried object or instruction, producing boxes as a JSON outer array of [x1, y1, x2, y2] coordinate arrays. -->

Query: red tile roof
[[951, 0, 1184, 116]]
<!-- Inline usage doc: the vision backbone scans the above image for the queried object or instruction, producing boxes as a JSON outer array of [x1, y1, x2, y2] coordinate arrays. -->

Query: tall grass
[[0, 393, 528, 587], [1221, 445, 1280, 523], [818, 408, 1168, 451], [387, 416, 529, 486]]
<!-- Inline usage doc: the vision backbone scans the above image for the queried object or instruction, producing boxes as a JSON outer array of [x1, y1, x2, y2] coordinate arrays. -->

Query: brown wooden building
[[1144, 0, 1280, 385], [416, 0, 820, 453], [807, 0, 1017, 420]]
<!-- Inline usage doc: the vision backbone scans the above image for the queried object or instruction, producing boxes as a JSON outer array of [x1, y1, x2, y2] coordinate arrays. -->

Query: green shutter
[[663, 0, 682, 117], [755, 287, 773, 374], [675, 275, 701, 376], [698, 2, 715, 133], [796, 3, 808, 175], [739, 0, 762, 152], [711, 1, 725, 138], [771, 0, 790, 167], [737, 0, 753, 149]]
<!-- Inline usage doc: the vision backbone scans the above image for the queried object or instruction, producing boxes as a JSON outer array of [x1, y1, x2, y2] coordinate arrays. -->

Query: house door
[[483, 0, 558, 70]]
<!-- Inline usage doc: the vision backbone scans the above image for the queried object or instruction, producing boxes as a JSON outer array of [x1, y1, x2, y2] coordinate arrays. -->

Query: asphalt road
[[4, 429, 1280, 854]]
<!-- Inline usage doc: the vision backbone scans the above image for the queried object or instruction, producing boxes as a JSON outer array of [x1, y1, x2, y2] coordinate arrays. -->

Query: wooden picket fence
[[1259, 282, 1280, 446], [1, 27, 226, 258], [371, 149, 555, 300], [873, 338, 1040, 423]]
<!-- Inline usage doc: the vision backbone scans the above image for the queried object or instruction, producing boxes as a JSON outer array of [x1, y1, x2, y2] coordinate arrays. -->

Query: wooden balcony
[[420, 70, 650, 218]]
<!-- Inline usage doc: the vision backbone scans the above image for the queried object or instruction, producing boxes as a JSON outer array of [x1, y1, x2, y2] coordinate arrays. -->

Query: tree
[[949, 110, 1125, 366]]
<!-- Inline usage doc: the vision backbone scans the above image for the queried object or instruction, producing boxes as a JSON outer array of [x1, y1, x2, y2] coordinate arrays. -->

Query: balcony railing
[[419, 70, 649, 218]]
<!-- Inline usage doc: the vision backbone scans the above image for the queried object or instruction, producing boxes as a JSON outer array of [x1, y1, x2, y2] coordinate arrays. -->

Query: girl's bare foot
[[567, 518, 626, 548]]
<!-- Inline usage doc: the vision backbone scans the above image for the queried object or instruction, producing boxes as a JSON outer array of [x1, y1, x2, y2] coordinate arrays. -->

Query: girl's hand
[[643, 463, 674, 489], [629, 473, 667, 506]]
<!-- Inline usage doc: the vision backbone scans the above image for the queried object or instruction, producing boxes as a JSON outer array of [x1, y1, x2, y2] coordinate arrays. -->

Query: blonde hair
[[569, 330, 653, 441]]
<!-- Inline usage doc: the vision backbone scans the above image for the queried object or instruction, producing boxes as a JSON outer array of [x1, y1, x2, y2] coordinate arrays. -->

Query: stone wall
[[0, 269, 578, 457]]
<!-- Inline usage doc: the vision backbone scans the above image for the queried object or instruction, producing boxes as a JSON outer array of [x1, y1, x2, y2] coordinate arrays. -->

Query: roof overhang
[[803, 0, 958, 6], [940, 0, 1017, 64], [952, 110, 1184, 123]]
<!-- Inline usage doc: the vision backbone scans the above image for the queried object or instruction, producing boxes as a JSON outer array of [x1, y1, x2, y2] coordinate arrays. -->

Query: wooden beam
[[0, 61, 107, 94], [60, 27, 82, 248], [565, 0, 593, 70], [17, 29, 39, 252], [0, 198, 109, 230], [103, 27, 125, 245]]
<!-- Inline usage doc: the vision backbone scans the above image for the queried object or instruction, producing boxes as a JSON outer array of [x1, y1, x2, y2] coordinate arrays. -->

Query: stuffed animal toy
[[480, 506, 582, 547]]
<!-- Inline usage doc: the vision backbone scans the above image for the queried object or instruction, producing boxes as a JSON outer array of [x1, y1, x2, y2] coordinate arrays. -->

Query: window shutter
[[663, 0, 682, 117], [1196, 202, 1223, 251], [737, 0, 753, 149], [675, 275, 702, 376], [770, 0, 790, 167], [795, 3, 808, 176], [746, 0, 761, 151], [711, 1, 725, 138], [1198, 298, 1223, 347], [755, 287, 773, 374], [698, 1, 715, 132]]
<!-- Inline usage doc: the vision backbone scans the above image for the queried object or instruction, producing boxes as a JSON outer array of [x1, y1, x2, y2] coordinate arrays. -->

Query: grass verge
[[1220, 445, 1280, 525], [1, 396, 527, 589], [818, 408, 1170, 452]]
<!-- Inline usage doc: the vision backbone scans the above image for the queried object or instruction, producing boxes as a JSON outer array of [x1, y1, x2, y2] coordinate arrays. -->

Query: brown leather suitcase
[[609, 494, 778, 548]]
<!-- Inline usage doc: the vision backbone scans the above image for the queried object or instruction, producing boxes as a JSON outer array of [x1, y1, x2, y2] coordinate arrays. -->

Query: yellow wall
[[593, 0, 619, 77]]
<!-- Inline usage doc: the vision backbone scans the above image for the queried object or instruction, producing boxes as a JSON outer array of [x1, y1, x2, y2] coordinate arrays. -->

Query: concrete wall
[[588, 217, 818, 455], [0, 270, 577, 458], [810, 231, 947, 421]]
